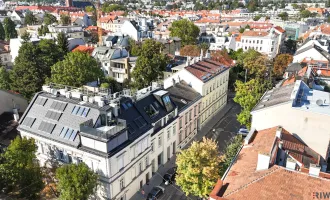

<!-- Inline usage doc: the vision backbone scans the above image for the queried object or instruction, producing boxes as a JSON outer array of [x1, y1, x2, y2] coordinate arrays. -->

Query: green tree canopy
[[234, 79, 268, 128], [3, 17, 17, 41], [219, 135, 243, 176], [169, 19, 200, 46], [85, 6, 95, 13], [57, 32, 69, 56], [60, 14, 71, 25], [25, 11, 37, 25], [11, 39, 62, 99], [253, 15, 261, 21], [43, 13, 57, 25], [300, 10, 311, 18], [238, 49, 269, 78], [50, 51, 104, 87], [0, 22, 5, 40], [176, 137, 220, 198], [278, 12, 289, 21], [128, 38, 141, 56], [56, 163, 98, 200], [21, 31, 31, 43], [0, 137, 44, 199], [131, 39, 169, 89], [102, 3, 126, 12], [0, 66, 10, 90]]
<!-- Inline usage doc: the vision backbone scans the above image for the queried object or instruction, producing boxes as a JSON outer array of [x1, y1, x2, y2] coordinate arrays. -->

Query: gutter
[[221, 144, 244, 181]]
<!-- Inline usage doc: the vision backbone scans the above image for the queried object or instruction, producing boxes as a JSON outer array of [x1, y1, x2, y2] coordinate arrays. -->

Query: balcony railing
[[111, 67, 125, 73], [79, 119, 126, 140]]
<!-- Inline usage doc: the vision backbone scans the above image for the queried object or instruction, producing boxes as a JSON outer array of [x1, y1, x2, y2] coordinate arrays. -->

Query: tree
[[43, 13, 57, 25], [42, 25, 49, 35], [278, 12, 289, 21], [25, 11, 37, 25], [21, 31, 31, 43], [292, 3, 299, 9], [50, 51, 104, 87], [57, 32, 69, 56], [273, 54, 293, 76], [176, 137, 220, 198], [56, 163, 98, 200], [239, 27, 245, 33], [128, 38, 141, 56], [247, 0, 258, 12], [284, 39, 297, 54], [253, 15, 261, 21], [0, 137, 44, 199], [3, 17, 17, 41], [179, 45, 201, 57], [300, 10, 311, 18], [85, 6, 95, 12], [219, 135, 243, 176], [238, 49, 269, 78], [169, 19, 200, 46], [0, 66, 10, 90], [10, 43, 43, 99], [101, 3, 126, 12], [234, 79, 268, 128], [131, 39, 169, 89], [11, 39, 62, 99], [60, 14, 71, 25], [199, 42, 209, 52], [0, 22, 4, 40]]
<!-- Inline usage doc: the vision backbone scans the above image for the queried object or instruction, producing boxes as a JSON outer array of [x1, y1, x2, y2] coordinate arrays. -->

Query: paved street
[[131, 99, 242, 200]]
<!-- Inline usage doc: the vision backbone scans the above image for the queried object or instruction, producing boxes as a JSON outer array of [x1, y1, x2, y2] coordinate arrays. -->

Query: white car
[[237, 128, 249, 136]]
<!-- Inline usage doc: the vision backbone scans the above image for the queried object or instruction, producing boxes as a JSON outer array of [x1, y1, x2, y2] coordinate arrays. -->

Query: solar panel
[[59, 102, 67, 111], [121, 103, 128, 110], [72, 106, 79, 115], [22, 117, 36, 127], [82, 108, 90, 117], [60, 127, 68, 138], [69, 130, 78, 141], [55, 101, 62, 110], [45, 110, 62, 121], [50, 101, 58, 109], [35, 97, 47, 106], [77, 107, 84, 116], [38, 121, 56, 134], [134, 118, 143, 128], [127, 124, 135, 134], [138, 117, 146, 126], [64, 129, 73, 139]]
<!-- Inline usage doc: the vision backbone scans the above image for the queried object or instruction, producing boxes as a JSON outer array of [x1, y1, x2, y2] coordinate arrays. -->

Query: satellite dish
[[316, 99, 323, 106]]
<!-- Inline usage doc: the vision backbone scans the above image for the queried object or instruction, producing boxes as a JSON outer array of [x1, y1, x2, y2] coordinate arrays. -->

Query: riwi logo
[[313, 192, 330, 199]]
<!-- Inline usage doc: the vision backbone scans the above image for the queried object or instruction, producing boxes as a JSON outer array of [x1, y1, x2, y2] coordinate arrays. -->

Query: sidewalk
[[130, 101, 235, 200]]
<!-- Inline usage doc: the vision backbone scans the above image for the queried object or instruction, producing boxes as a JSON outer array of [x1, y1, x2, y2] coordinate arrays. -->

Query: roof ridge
[[224, 166, 281, 197]]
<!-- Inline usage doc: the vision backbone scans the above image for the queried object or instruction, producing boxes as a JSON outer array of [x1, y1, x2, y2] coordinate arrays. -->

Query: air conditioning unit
[[98, 101, 105, 107], [94, 96, 104, 103], [71, 91, 82, 99], [65, 92, 71, 99], [42, 85, 51, 93], [89, 97, 94, 103], [83, 95, 89, 102], [59, 89, 67, 96], [51, 88, 58, 96]]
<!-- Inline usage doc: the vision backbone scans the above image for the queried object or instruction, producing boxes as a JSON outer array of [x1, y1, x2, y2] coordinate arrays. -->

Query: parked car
[[147, 186, 165, 200], [237, 128, 249, 136], [163, 167, 177, 185]]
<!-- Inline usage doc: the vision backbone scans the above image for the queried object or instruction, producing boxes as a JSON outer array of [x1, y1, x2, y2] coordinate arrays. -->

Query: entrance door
[[173, 141, 176, 155], [158, 152, 163, 167], [140, 180, 143, 189], [167, 146, 171, 161], [146, 173, 149, 184]]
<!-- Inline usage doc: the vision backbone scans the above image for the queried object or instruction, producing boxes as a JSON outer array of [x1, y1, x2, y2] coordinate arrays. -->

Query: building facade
[[18, 83, 182, 200]]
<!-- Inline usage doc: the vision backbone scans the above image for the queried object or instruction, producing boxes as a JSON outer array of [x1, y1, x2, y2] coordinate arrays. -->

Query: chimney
[[256, 152, 270, 171], [286, 157, 296, 170], [276, 126, 282, 138], [186, 56, 190, 66], [200, 48, 203, 61], [309, 164, 321, 177]]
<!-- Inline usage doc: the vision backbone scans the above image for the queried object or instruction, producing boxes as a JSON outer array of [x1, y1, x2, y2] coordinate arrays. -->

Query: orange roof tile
[[72, 45, 95, 55], [242, 30, 268, 37], [274, 26, 285, 33], [210, 127, 329, 200], [282, 75, 296, 86]]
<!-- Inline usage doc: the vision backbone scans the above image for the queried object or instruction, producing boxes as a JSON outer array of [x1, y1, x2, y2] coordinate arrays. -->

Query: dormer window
[[144, 104, 158, 118]]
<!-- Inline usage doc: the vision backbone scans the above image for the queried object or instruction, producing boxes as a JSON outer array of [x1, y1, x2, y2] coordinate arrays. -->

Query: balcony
[[111, 67, 125, 73]]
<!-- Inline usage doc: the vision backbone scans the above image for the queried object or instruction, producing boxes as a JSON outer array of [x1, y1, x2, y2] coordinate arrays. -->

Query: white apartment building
[[47, 25, 84, 39], [18, 83, 183, 200], [164, 57, 230, 128], [240, 29, 280, 58], [251, 80, 330, 171]]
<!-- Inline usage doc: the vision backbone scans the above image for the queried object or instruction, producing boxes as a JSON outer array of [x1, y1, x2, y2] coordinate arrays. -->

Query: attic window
[[144, 104, 158, 118]]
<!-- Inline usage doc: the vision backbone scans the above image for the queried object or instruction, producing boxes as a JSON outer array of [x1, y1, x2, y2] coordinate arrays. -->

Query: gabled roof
[[212, 127, 329, 200], [295, 44, 330, 60], [184, 59, 229, 83], [72, 45, 95, 55]]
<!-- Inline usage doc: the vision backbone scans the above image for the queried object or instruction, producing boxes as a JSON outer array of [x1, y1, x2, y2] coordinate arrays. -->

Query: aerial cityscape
[[0, 0, 330, 199]]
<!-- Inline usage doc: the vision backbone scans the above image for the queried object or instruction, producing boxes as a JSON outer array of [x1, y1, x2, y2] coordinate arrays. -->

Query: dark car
[[163, 167, 177, 185], [147, 186, 165, 200]]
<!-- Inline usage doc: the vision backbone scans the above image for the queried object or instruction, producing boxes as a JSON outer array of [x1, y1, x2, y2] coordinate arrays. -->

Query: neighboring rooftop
[[0, 112, 20, 150], [185, 59, 229, 83], [166, 81, 202, 112], [210, 127, 329, 200]]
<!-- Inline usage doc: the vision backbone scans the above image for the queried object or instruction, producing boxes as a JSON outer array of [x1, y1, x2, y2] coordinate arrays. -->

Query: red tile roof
[[282, 75, 296, 86], [185, 59, 230, 82], [209, 127, 328, 200], [274, 26, 285, 33], [242, 30, 269, 37], [72, 45, 95, 55]]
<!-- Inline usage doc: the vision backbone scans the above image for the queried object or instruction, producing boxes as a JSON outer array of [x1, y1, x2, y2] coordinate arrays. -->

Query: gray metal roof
[[166, 81, 202, 112], [252, 84, 295, 112], [286, 63, 302, 73]]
